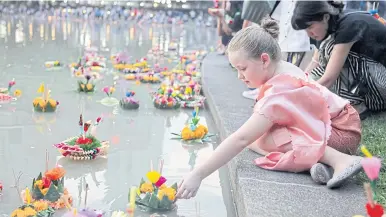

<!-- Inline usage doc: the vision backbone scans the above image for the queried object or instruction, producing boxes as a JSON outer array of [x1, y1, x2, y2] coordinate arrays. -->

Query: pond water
[[0, 17, 236, 217]]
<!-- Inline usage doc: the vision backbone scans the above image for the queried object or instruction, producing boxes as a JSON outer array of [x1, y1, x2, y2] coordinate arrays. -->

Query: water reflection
[[0, 18, 233, 217]]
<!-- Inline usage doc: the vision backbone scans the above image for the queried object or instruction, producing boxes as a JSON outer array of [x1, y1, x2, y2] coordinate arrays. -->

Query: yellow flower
[[185, 87, 192, 95], [33, 200, 49, 211], [110, 87, 115, 93], [41, 188, 49, 195], [86, 83, 93, 90], [48, 99, 57, 108], [181, 125, 208, 140], [80, 84, 85, 90], [157, 187, 176, 201], [75, 71, 82, 77], [34, 180, 44, 189], [135, 80, 141, 85], [11, 207, 37, 217], [140, 182, 154, 193], [125, 74, 136, 80], [159, 184, 167, 190], [13, 89, 22, 97]]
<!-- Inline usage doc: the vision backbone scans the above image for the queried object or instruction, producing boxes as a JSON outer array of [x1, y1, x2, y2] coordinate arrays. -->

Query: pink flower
[[154, 176, 167, 188], [362, 157, 382, 180], [8, 81, 15, 86], [102, 87, 109, 93]]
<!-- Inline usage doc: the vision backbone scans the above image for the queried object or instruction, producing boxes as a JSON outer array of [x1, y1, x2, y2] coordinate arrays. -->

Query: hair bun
[[260, 17, 279, 39]]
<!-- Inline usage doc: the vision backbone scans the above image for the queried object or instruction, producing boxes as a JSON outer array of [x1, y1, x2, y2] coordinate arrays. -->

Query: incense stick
[[84, 183, 89, 208], [364, 183, 374, 207], [45, 149, 49, 173], [11, 169, 23, 204], [159, 158, 164, 174], [150, 160, 153, 171]]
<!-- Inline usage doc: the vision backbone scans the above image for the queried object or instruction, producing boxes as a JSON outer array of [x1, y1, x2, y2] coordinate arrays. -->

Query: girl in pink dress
[[176, 18, 363, 199]]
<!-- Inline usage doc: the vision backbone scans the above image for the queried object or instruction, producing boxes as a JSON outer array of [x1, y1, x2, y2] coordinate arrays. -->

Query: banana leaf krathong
[[171, 107, 215, 143]]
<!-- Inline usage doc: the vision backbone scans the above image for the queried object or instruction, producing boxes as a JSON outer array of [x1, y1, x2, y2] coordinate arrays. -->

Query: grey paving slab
[[201, 53, 367, 217]]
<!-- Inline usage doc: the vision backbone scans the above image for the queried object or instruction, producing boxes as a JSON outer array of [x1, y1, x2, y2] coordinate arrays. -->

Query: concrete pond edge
[[200, 54, 245, 217]]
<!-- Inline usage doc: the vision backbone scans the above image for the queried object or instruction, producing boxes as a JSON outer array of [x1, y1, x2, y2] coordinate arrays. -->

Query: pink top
[[253, 72, 349, 172]]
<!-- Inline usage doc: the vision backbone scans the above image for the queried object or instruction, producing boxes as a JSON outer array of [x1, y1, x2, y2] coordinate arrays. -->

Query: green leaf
[[51, 180, 59, 186], [56, 180, 64, 194], [170, 133, 181, 136], [43, 184, 60, 202], [37, 173, 42, 180], [32, 186, 44, 200], [66, 135, 102, 151], [148, 193, 160, 209], [159, 195, 172, 209], [171, 183, 178, 192], [141, 193, 151, 206], [140, 178, 145, 187], [32, 178, 36, 190]]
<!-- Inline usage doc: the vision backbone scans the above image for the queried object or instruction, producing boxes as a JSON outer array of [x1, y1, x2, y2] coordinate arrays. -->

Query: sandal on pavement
[[326, 159, 363, 189], [310, 163, 333, 185]]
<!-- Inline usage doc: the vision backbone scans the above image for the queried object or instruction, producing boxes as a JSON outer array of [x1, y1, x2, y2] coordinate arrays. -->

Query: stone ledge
[[201, 53, 366, 217]]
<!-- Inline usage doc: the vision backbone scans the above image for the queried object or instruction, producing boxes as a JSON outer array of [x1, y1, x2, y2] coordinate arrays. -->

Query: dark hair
[[291, 1, 345, 30]]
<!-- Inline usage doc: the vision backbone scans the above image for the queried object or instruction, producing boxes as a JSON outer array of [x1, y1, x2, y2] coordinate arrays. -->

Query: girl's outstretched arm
[[176, 112, 273, 199]]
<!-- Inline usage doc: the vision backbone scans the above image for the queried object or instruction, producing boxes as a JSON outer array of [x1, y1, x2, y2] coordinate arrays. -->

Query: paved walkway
[[201, 53, 366, 217]]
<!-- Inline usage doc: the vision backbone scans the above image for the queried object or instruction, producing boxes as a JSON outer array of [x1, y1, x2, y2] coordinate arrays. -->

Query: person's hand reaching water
[[176, 172, 202, 199]]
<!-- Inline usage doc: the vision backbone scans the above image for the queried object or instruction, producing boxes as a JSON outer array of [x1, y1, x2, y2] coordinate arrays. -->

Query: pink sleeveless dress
[[253, 73, 361, 172]]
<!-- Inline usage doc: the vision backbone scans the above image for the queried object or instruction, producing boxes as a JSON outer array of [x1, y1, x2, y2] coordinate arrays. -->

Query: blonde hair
[[227, 18, 281, 61]]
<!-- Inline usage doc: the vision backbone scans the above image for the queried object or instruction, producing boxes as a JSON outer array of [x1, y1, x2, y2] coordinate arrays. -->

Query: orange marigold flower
[[45, 167, 66, 181]]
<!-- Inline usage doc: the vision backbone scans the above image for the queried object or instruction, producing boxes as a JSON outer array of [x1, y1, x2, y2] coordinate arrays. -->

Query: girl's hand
[[176, 172, 202, 199]]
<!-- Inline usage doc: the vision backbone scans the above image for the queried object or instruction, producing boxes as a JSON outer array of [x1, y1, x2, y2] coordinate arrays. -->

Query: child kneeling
[[176, 18, 363, 199]]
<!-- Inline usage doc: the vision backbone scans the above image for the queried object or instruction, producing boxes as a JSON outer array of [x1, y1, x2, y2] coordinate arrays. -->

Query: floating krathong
[[53, 115, 109, 160], [152, 88, 180, 109], [78, 75, 96, 93], [129, 160, 177, 212], [355, 146, 384, 217], [120, 91, 139, 110], [45, 61, 61, 68], [33, 83, 59, 112], [22, 166, 73, 210], [177, 83, 205, 108], [139, 74, 161, 84], [124, 74, 137, 81], [171, 107, 214, 143], [11, 200, 55, 217], [0, 79, 21, 104], [99, 83, 119, 106]]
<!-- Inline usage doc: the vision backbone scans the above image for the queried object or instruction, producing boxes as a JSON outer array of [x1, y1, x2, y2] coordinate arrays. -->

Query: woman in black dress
[[292, 1, 386, 119]]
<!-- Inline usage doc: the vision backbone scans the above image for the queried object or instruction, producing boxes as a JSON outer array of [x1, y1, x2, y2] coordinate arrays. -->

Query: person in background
[[242, 0, 311, 100], [241, 0, 273, 28], [176, 20, 363, 200], [240, 0, 274, 99], [292, 1, 386, 120], [209, 0, 244, 55]]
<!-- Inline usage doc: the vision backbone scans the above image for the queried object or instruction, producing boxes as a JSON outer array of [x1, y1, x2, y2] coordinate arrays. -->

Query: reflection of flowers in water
[[182, 143, 208, 170], [32, 113, 57, 134], [98, 97, 119, 106]]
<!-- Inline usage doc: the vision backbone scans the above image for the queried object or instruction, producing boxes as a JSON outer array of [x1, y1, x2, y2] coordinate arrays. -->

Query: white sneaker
[[242, 88, 260, 100]]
